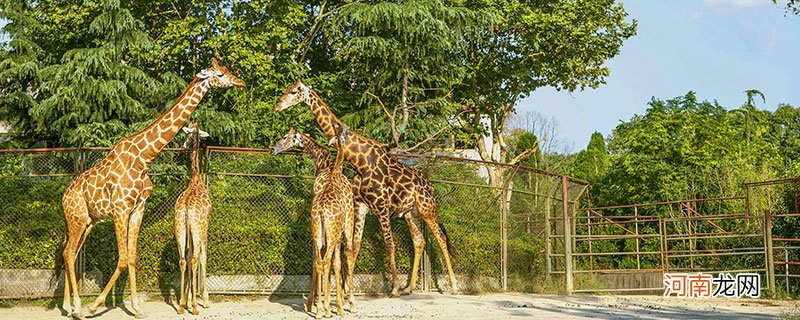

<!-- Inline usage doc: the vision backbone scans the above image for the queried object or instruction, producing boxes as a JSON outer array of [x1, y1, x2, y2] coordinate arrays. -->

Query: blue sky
[[517, 0, 800, 151]]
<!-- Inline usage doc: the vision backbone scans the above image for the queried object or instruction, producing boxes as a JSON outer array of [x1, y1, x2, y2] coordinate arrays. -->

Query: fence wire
[[0, 147, 583, 298]]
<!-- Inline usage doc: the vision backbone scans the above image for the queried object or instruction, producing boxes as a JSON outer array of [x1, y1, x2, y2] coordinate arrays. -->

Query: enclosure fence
[[551, 179, 800, 295], [0, 146, 586, 298]]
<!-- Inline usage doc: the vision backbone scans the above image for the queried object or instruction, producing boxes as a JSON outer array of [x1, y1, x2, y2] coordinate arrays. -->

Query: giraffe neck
[[191, 131, 201, 180], [332, 134, 345, 173], [306, 89, 343, 140], [301, 134, 333, 174], [342, 129, 388, 173], [133, 79, 210, 164]]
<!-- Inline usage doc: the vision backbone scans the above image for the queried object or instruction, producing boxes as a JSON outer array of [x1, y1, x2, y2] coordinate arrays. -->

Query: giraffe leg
[[307, 217, 322, 314], [174, 210, 187, 314], [87, 219, 129, 316], [333, 245, 344, 316], [376, 211, 399, 297], [417, 199, 458, 295], [314, 245, 325, 319], [200, 242, 209, 308], [322, 242, 335, 318], [62, 218, 87, 317], [61, 189, 90, 317], [306, 258, 317, 313], [401, 212, 425, 295], [189, 223, 202, 315], [126, 199, 147, 318], [345, 203, 365, 311]]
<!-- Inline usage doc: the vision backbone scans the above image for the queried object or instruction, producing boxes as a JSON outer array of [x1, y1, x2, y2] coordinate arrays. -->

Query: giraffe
[[272, 126, 356, 316], [173, 122, 211, 315], [60, 58, 244, 318], [274, 79, 458, 297]]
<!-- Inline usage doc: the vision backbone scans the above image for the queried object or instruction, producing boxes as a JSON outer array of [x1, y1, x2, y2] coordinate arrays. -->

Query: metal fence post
[[544, 195, 552, 282], [764, 209, 776, 293], [501, 181, 508, 291], [562, 175, 573, 294], [785, 248, 790, 294]]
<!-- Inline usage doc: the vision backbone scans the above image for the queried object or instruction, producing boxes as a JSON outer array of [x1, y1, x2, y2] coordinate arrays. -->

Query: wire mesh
[[0, 147, 582, 298]]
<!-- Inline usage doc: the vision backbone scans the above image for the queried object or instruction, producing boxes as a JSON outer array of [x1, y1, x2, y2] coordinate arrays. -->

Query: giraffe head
[[195, 58, 247, 88], [328, 122, 349, 147], [274, 79, 311, 111], [181, 122, 209, 149], [271, 127, 304, 154]]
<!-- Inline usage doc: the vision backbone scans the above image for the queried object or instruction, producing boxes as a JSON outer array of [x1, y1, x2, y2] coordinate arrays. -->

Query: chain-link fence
[[0, 147, 586, 298]]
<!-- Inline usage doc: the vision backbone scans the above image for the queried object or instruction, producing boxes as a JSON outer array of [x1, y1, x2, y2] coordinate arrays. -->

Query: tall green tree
[[29, 0, 185, 146], [324, 0, 491, 148], [573, 132, 609, 183], [452, 0, 637, 187]]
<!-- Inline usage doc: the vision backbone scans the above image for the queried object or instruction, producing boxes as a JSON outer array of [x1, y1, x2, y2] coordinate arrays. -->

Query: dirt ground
[[1, 292, 799, 320]]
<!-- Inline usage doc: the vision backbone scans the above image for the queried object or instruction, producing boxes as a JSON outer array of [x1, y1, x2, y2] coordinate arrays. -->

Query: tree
[[29, 0, 186, 147], [573, 132, 609, 183], [572, 132, 609, 205], [774, 0, 800, 14], [452, 0, 637, 187], [326, 0, 491, 148], [507, 110, 570, 172]]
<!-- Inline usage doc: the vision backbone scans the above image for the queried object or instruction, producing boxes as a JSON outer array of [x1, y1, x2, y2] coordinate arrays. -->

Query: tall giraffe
[[60, 58, 244, 318], [173, 122, 211, 315], [272, 127, 356, 315], [275, 79, 458, 296]]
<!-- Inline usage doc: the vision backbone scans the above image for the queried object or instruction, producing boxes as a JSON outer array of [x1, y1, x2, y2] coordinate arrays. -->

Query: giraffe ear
[[211, 57, 220, 68], [198, 130, 210, 138], [182, 127, 194, 134]]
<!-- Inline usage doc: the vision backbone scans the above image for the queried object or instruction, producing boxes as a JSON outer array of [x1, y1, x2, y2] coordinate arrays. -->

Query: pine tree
[[573, 132, 610, 183], [0, 0, 45, 144], [32, 0, 186, 146], [329, 0, 491, 148]]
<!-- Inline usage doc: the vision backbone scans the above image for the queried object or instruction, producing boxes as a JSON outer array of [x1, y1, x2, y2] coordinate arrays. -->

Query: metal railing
[[551, 191, 800, 295]]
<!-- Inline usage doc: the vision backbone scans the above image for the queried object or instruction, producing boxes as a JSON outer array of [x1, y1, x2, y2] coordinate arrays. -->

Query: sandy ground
[[1, 292, 799, 320]]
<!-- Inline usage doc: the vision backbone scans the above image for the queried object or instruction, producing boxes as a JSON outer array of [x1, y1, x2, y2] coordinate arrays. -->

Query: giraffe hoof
[[134, 311, 147, 319], [400, 286, 413, 295], [191, 307, 199, 315], [86, 305, 97, 317], [389, 290, 399, 298], [177, 307, 184, 315]]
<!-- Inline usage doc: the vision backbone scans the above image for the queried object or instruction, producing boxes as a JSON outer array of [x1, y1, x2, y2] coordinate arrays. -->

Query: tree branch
[[292, 0, 363, 63], [393, 125, 450, 153], [508, 140, 540, 165]]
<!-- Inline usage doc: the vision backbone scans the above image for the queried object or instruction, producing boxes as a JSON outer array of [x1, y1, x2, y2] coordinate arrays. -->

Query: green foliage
[[588, 91, 798, 206], [323, 0, 491, 147]]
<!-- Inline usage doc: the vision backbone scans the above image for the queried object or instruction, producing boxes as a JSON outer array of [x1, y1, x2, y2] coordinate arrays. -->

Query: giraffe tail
[[439, 222, 454, 259], [49, 233, 67, 290]]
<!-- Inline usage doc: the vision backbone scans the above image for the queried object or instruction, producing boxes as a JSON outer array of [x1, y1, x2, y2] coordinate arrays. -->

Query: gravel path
[[1, 292, 798, 319]]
